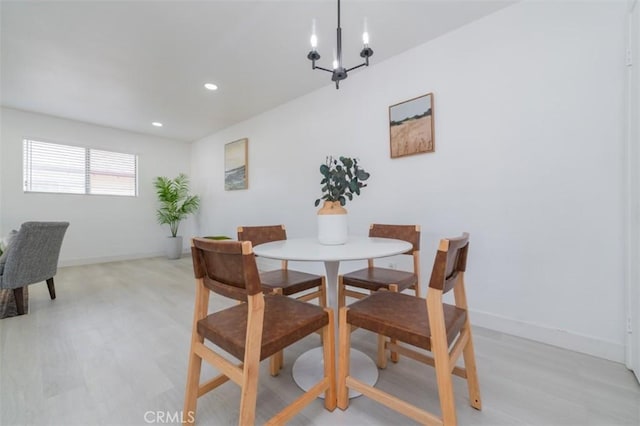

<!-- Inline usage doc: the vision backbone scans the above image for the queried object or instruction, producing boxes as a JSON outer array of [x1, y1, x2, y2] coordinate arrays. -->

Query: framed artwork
[[224, 138, 248, 190], [389, 92, 435, 158]]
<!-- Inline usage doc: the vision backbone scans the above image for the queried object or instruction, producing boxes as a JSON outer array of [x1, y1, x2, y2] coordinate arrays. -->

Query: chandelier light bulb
[[363, 17, 369, 45], [310, 19, 318, 49]]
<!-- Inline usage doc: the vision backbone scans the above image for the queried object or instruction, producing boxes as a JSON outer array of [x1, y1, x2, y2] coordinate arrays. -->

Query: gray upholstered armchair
[[0, 222, 69, 315]]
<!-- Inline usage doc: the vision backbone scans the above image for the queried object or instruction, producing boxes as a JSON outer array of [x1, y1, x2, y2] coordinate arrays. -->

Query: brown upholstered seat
[[346, 291, 467, 351], [258, 269, 324, 296], [184, 238, 336, 426], [197, 294, 328, 361], [338, 233, 481, 426], [238, 224, 327, 374], [340, 267, 417, 293], [339, 224, 421, 304]]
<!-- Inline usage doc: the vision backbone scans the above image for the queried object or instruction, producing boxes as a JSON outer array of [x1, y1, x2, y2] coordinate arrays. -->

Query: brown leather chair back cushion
[[428, 232, 469, 294], [237, 225, 287, 248], [369, 224, 421, 254], [192, 238, 262, 300]]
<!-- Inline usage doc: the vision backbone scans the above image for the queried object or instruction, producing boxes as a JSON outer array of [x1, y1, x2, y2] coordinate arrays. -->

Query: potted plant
[[314, 156, 370, 244], [154, 173, 200, 259]]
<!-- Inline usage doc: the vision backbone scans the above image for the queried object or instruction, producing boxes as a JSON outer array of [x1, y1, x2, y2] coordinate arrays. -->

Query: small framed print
[[224, 138, 248, 190], [389, 93, 435, 158]]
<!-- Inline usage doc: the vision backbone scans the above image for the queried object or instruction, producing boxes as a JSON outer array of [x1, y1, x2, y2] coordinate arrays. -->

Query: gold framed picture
[[224, 138, 248, 190], [389, 93, 435, 158]]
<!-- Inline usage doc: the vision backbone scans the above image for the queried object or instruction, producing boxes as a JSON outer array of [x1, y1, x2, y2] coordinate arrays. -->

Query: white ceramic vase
[[317, 201, 348, 245], [166, 236, 183, 259]]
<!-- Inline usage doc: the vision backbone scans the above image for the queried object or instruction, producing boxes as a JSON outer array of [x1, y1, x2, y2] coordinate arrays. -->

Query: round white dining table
[[253, 236, 412, 398]]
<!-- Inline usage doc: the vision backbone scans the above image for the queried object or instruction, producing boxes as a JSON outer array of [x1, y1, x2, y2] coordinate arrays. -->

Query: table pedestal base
[[291, 347, 378, 399]]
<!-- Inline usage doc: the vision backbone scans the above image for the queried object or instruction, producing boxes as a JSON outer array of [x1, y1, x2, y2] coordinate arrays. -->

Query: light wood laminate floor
[[1, 257, 639, 425]]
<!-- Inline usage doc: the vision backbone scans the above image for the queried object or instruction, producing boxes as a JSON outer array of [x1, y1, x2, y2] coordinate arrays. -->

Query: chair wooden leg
[[322, 308, 337, 410], [434, 352, 457, 426], [183, 347, 203, 425], [269, 350, 284, 375], [13, 287, 25, 315], [319, 276, 327, 346], [429, 293, 457, 426], [184, 278, 210, 424], [377, 334, 387, 369], [462, 326, 482, 410], [270, 355, 280, 376], [239, 295, 264, 426], [338, 275, 346, 308], [46, 277, 56, 300], [413, 282, 421, 299], [270, 287, 284, 374], [239, 364, 260, 426], [337, 307, 350, 410], [389, 284, 399, 363], [453, 274, 481, 410], [320, 276, 327, 308]]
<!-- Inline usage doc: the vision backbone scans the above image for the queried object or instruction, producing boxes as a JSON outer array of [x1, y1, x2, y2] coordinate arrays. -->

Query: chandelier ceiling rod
[[307, 0, 374, 89]]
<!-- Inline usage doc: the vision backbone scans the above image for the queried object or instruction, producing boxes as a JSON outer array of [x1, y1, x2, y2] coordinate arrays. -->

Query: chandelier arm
[[345, 63, 368, 73], [314, 66, 335, 73]]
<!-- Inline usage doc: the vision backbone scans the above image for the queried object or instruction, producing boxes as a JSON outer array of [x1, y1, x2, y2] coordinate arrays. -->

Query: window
[[23, 139, 138, 196]]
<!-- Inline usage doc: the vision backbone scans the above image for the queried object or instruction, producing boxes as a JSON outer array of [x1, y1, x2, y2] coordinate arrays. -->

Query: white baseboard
[[59, 251, 167, 267], [471, 309, 625, 363]]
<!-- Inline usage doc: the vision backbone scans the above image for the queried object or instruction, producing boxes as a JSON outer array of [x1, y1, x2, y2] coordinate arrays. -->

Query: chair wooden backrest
[[191, 237, 262, 302], [368, 223, 421, 276], [368, 224, 421, 253], [428, 232, 469, 294], [237, 225, 288, 269], [237, 225, 286, 247]]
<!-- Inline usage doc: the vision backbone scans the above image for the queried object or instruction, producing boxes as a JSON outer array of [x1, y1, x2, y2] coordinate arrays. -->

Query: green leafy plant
[[314, 156, 370, 207], [153, 173, 200, 237]]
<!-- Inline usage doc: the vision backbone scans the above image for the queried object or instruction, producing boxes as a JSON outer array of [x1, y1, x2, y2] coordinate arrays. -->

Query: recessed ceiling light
[[152, 122, 163, 127], [204, 83, 218, 91]]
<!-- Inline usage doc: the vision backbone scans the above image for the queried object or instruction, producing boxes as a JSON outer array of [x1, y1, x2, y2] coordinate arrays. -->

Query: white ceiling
[[1, 1, 514, 142]]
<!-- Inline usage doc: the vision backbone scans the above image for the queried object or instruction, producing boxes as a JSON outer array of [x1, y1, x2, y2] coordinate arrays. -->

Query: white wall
[[192, 1, 628, 361], [626, 0, 640, 378], [0, 107, 193, 265]]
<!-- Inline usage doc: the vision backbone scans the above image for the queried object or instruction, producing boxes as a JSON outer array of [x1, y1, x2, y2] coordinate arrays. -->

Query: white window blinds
[[23, 139, 138, 196]]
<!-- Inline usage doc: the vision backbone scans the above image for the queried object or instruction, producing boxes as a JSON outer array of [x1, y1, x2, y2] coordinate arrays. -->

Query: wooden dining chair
[[238, 225, 327, 374], [337, 233, 481, 426], [184, 238, 336, 425], [338, 223, 420, 362]]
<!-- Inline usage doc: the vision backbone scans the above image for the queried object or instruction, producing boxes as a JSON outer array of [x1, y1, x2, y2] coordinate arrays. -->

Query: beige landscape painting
[[389, 93, 434, 158]]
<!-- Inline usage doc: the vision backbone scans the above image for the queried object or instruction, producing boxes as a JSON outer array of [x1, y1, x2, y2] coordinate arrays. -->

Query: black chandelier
[[306, 0, 373, 89]]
